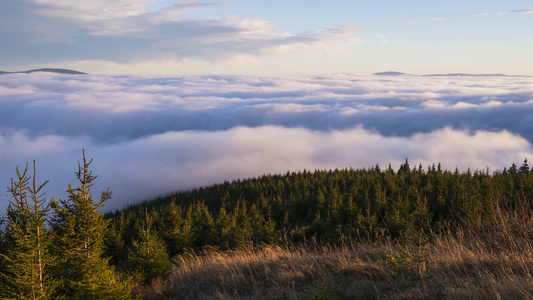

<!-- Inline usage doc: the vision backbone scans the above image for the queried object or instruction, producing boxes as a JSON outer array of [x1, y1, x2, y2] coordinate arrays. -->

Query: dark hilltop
[[0, 68, 86, 75]]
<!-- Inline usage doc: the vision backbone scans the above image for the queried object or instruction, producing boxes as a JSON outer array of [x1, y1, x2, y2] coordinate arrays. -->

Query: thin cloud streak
[[510, 8, 533, 14]]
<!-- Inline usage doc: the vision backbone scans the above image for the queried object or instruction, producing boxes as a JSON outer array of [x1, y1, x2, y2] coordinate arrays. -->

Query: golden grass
[[137, 204, 533, 299]]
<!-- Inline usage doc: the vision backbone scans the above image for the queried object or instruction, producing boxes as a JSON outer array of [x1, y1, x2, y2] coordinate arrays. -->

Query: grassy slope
[[137, 203, 533, 299]]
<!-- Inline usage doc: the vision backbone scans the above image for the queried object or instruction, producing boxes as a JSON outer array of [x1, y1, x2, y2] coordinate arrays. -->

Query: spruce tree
[[104, 220, 127, 267], [128, 210, 172, 284], [0, 162, 56, 299], [50, 151, 132, 299], [156, 201, 190, 256], [215, 203, 235, 248], [232, 199, 252, 249], [249, 204, 278, 245], [0, 213, 7, 295], [189, 201, 215, 247]]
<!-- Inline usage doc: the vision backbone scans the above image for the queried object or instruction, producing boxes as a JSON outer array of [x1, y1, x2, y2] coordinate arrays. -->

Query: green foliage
[[156, 200, 191, 256], [5, 155, 533, 298], [215, 202, 235, 248], [50, 150, 133, 298], [104, 220, 127, 266], [67, 258, 134, 300], [306, 276, 340, 300], [128, 211, 172, 284], [0, 162, 56, 299], [387, 230, 430, 278], [111, 160, 533, 252], [189, 201, 215, 247]]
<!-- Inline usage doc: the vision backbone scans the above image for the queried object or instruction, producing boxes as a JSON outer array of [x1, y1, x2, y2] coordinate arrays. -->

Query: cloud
[[401, 20, 422, 24], [1, 72, 532, 142], [0, 73, 532, 210], [472, 13, 491, 17], [510, 8, 533, 14], [375, 35, 397, 43], [0, 126, 531, 211], [0, 0, 359, 68]]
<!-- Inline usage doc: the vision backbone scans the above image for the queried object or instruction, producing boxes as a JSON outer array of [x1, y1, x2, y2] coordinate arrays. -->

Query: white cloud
[[0, 0, 359, 69], [510, 8, 533, 14], [375, 35, 396, 43], [472, 13, 491, 17], [0, 73, 533, 210], [402, 20, 421, 24], [0, 126, 531, 211]]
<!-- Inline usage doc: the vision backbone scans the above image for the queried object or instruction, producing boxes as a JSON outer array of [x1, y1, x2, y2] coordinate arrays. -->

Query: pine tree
[[0, 213, 7, 296], [215, 202, 235, 249], [104, 220, 127, 267], [189, 201, 215, 247], [0, 162, 56, 299], [249, 204, 278, 245], [50, 151, 132, 299], [520, 159, 530, 175], [157, 201, 190, 256], [232, 199, 252, 249], [128, 210, 172, 284]]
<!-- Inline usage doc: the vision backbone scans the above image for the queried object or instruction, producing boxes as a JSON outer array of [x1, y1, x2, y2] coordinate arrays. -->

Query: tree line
[[2, 153, 533, 298], [106, 159, 533, 276]]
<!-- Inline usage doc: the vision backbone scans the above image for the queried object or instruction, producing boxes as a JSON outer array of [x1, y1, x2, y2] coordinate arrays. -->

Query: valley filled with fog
[[1, 72, 532, 210]]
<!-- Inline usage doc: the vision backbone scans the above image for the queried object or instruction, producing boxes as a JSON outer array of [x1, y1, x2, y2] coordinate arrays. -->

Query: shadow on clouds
[[0, 73, 532, 210]]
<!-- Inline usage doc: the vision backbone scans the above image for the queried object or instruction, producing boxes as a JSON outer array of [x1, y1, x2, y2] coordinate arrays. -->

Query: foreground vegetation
[[139, 202, 533, 299], [2, 154, 533, 299], [0, 152, 134, 299]]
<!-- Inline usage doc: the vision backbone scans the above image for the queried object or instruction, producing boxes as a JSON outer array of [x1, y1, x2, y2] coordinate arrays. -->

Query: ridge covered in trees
[[2, 155, 533, 298], [108, 159, 533, 261]]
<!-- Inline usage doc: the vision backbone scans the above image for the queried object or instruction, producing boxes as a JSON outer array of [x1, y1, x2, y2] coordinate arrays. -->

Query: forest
[[2, 152, 533, 299], [111, 159, 532, 254]]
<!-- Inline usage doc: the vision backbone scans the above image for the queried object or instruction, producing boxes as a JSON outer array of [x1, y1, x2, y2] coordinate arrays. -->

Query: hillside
[[3, 156, 533, 299], [110, 160, 533, 253], [110, 160, 533, 299], [138, 206, 533, 299]]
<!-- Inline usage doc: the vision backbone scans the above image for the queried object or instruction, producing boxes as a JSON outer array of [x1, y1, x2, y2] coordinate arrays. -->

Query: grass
[[136, 203, 533, 299]]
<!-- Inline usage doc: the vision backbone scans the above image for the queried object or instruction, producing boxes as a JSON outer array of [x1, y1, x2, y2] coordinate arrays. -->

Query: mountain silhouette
[[0, 68, 87, 75]]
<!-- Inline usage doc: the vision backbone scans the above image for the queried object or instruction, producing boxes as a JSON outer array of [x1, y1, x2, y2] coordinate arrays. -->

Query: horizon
[[2, 68, 532, 77]]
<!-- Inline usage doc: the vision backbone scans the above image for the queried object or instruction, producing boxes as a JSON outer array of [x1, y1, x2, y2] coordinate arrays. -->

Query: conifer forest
[[2, 152, 533, 299]]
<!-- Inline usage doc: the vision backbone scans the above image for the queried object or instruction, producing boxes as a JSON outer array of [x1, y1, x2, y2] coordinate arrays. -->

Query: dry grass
[[137, 204, 533, 299]]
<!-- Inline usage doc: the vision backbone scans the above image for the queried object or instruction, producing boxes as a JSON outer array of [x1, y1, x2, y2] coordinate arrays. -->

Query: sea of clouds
[[0, 72, 532, 210]]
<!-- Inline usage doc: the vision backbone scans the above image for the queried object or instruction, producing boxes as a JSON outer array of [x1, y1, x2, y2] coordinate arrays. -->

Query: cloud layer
[[0, 73, 532, 210], [1, 0, 358, 69]]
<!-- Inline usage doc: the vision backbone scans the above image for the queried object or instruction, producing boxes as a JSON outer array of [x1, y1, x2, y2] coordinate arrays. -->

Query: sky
[[1, 1, 533, 211], [1, 0, 533, 76]]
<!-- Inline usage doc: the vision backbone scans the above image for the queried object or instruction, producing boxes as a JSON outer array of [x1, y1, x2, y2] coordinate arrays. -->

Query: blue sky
[[1, 0, 533, 75]]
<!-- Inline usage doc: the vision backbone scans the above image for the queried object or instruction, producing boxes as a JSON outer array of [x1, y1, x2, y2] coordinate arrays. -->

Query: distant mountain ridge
[[0, 68, 87, 75], [423, 73, 508, 77], [372, 71, 528, 77], [372, 71, 407, 76]]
